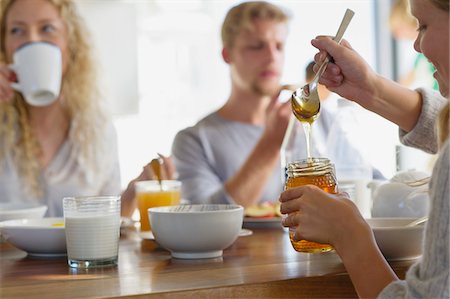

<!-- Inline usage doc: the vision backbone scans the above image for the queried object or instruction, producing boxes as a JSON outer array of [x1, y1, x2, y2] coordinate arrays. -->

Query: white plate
[[0, 218, 66, 257], [242, 217, 282, 229], [140, 228, 253, 240]]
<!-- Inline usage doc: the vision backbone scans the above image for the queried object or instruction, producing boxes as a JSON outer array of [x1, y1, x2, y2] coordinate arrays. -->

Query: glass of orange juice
[[135, 180, 181, 231]]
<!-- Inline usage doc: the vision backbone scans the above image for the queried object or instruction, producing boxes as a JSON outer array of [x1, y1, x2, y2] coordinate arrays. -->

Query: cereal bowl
[[366, 217, 424, 261], [0, 218, 66, 257], [149, 204, 244, 259], [0, 202, 48, 221]]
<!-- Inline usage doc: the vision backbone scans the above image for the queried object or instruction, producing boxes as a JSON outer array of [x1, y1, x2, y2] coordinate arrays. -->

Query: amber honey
[[285, 158, 338, 253], [290, 88, 320, 124]]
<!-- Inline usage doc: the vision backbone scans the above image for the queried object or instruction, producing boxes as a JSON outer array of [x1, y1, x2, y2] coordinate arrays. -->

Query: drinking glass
[[135, 180, 181, 232], [63, 196, 121, 268]]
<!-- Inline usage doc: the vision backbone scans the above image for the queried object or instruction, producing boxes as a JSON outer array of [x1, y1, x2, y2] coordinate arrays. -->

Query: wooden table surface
[[0, 224, 414, 299]]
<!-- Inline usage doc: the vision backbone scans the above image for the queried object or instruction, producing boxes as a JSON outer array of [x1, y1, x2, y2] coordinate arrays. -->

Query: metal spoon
[[406, 216, 428, 227], [291, 8, 355, 122]]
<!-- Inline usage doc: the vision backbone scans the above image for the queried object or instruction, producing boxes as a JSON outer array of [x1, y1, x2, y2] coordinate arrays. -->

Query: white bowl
[[366, 217, 424, 261], [149, 204, 244, 259], [0, 218, 66, 257], [0, 202, 48, 221]]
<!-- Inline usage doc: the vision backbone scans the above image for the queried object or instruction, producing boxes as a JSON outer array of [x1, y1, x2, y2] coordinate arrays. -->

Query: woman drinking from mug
[[0, 0, 120, 216], [0, 0, 167, 217], [280, 0, 449, 297]]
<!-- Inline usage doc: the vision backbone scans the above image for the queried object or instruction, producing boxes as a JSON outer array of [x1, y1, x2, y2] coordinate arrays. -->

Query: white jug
[[370, 170, 429, 218]]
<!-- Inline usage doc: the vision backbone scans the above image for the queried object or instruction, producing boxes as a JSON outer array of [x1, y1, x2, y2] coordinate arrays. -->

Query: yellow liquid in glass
[[137, 191, 180, 231]]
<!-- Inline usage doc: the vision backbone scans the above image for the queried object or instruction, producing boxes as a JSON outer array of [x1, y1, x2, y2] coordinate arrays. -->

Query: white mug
[[9, 42, 62, 107]]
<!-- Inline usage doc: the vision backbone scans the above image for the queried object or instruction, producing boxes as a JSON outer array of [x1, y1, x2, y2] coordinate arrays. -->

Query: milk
[[65, 214, 120, 260]]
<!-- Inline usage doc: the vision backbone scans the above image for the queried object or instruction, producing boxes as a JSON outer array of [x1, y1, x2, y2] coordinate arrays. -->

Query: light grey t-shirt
[[172, 112, 283, 205], [379, 88, 449, 298], [0, 121, 121, 217], [171, 105, 380, 205]]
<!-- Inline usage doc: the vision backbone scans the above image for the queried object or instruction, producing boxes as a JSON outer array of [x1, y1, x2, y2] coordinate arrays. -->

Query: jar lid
[[287, 157, 334, 177]]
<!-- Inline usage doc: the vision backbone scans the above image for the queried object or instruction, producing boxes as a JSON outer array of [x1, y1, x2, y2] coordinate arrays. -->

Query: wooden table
[[0, 225, 414, 298]]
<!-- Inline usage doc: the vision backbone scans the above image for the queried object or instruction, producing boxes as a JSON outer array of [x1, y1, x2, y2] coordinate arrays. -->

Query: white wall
[[76, 1, 139, 116]]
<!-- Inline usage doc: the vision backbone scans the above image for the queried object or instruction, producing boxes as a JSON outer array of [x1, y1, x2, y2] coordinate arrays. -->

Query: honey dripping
[[290, 89, 320, 161]]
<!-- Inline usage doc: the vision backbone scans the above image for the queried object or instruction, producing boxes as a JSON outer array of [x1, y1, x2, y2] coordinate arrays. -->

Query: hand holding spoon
[[291, 8, 355, 122]]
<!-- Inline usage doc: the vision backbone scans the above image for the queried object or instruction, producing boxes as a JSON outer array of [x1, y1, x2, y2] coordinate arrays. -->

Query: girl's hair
[[430, 0, 450, 146], [438, 102, 449, 146], [221, 1, 290, 49], [430, 0, 449, 11], [389, 0, 417, 31], [0, 0, 106, 196]]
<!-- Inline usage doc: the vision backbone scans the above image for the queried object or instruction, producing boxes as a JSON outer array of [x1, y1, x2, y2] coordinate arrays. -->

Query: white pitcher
[[370, 170, 429, 218]]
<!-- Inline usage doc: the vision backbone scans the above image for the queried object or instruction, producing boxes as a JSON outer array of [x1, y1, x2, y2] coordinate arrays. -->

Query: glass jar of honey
[[285, 157, 338, 253]]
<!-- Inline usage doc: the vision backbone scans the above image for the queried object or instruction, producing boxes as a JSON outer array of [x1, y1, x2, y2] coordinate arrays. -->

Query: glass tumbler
[[135, 180, 181, 232], [63, 196, 121, 268]]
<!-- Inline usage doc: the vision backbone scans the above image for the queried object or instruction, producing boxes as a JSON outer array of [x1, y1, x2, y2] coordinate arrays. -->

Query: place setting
[[131, 179, 253, 260], [132, 179, 254, 258]]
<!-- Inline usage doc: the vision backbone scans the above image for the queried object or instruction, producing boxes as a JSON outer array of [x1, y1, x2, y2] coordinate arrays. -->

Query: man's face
[[226, 19, 288, 97]]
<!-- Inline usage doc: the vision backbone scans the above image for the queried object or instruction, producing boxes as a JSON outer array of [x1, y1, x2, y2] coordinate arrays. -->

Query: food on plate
[[244, 202, 282, 218]]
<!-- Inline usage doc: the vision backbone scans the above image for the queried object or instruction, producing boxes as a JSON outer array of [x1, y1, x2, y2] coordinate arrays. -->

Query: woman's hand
[[279, 185, 368, 249], [311, 37, 380, 108], [0, 65, 16, 103]]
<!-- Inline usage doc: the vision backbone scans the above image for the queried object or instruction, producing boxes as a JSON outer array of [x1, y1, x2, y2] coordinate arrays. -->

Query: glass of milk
[[63, 196, 121, 268]]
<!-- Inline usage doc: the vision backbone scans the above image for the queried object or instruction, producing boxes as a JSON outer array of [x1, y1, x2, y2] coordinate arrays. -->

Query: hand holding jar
[[280, 172, 366, 253]]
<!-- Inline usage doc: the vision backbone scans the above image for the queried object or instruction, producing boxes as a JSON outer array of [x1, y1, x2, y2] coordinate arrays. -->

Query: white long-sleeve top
[[0, 121, 121, 217]]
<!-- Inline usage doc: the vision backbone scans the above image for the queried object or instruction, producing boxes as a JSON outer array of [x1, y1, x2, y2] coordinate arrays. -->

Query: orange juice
[[135, 180, 181, 231], [285, 158, 338, 253]]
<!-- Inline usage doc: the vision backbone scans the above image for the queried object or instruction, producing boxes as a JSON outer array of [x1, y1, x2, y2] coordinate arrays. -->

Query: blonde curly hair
[[0, 0, 106, 196]]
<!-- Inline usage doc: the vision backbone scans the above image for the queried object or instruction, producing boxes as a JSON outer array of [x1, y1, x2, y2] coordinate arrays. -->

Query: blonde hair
[[221, 1, 290, 49], [432, 0, 450, 146], [438, 101, 449, 146], [0, 0, 106, 196], [389, 0, 417, 31], [430, 0, 449, 11], [390, 0, 450, 30]]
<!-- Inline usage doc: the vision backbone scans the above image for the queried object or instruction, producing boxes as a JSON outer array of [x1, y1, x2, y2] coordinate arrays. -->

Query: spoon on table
[[291, 8, 355, 122], [406, 216, 428, 227]]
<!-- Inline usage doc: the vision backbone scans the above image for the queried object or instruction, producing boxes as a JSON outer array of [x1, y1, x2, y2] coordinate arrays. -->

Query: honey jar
[[285, 157, 338, 253]]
